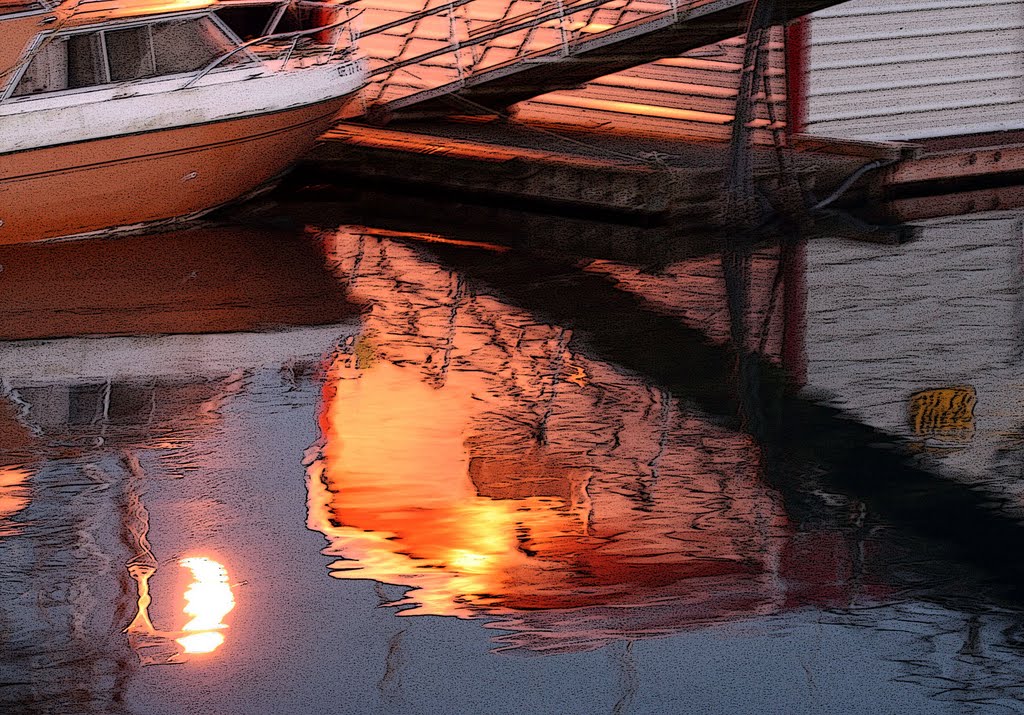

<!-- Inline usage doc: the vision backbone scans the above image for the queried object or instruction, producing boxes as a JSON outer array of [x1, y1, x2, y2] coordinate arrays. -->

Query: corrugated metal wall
[[805, 0, 1024, 141]]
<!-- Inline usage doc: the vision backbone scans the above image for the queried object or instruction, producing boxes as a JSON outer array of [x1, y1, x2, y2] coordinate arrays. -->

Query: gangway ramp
[[339, 0, 852, 119]]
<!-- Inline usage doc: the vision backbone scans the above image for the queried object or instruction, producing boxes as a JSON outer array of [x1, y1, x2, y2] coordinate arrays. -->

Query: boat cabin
[[5, 14, 248, 100]]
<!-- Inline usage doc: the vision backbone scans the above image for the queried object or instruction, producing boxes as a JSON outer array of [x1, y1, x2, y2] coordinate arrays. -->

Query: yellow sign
[[909, 386, 976, 443]]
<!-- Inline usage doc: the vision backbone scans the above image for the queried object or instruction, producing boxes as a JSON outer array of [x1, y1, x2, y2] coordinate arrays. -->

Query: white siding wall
[[806, 0, 1024, 141]]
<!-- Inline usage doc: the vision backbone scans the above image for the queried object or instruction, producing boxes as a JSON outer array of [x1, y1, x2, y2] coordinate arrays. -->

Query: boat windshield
[[11, 16, 247, 97]]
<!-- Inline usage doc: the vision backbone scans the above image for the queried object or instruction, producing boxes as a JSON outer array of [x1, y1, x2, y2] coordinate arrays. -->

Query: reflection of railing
[[180, 13, 364, 90]]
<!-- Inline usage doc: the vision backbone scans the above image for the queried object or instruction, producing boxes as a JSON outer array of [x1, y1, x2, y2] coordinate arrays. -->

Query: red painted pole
[[784, 18, 808, 136]]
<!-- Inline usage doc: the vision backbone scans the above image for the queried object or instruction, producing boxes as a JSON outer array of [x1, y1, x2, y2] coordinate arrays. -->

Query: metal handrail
[[179, 13, 362, 90], [365, 0, 698, 111], [365, 0, 669, 80]]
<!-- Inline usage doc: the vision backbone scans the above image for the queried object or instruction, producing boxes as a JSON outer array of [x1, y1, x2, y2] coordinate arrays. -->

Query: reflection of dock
[[303, 227, 889, 652], [5, 216, 1024, 711], [353, 220, 1024, 595]]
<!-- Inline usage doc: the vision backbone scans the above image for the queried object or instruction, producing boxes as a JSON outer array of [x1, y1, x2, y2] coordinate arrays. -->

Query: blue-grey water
[[3, 191, 1024, 714]]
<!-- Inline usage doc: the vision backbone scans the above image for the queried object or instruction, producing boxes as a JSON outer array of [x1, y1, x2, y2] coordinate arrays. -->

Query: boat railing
[[180, 11, 364, 90]]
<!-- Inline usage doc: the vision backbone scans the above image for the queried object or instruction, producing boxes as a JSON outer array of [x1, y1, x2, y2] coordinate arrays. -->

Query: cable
[[811, 157, 899, 211]]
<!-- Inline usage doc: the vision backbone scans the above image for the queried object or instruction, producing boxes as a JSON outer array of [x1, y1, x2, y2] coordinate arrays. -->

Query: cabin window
[[67, 384, 106, 426], [67, 33, 105, 89], [215, 4, 283, 41], [106, 383, 156, 424], [151, 18, 242, 75], [15, 33, 107, 96], [105, 27, 157, 82], [11, 38, 68, 95], [10, 16, 245, 98]]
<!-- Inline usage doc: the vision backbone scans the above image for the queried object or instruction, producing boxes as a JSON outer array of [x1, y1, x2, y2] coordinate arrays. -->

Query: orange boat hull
[[0, 97, 346, 244]]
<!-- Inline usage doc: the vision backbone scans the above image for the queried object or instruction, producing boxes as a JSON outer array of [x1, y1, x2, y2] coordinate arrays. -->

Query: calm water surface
[[2, 196, 1024, 714]]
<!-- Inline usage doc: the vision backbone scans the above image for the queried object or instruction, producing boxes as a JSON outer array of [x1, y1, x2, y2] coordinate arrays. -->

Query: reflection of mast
[[536, 328, 572, 447], [122, 451, 159, 635], [377, 628, 407, 713], [119, 449, 180, 666], [119, 449, 236, 664], [722, 247, 767, 440], [435, 273, 463, 388]]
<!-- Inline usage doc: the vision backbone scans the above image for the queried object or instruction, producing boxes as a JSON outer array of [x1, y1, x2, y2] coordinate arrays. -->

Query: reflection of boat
[[0, 309, 345, 701], [0, 223, 356, 441], [0, 0, 364, 243], [0, 223, 354, 340]]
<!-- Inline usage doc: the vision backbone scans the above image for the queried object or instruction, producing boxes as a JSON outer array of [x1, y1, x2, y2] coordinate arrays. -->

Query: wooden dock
[[302, 118, 1024, 227]]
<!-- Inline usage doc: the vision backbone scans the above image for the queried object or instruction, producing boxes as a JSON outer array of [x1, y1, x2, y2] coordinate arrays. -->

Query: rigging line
[[811, 157, 898, 211], [725, 38, 762, 204]]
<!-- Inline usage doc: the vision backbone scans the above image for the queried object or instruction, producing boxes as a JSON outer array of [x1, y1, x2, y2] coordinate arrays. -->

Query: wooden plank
[[888, 141, 1024, 184], [792, 133, 921, 161], [879, 183, 1024, 223]]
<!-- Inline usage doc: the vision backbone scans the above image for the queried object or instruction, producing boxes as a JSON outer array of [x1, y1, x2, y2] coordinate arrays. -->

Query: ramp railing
[[340, 0, 744, 117]]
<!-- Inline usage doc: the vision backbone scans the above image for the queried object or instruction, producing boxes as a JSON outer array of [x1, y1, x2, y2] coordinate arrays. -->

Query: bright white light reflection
[[175, 557, 235, 654], [176, 631, 226, 653]]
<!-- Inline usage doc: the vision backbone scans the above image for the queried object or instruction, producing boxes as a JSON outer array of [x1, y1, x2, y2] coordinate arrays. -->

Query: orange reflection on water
[[176, 557, 235, 654], [176, 631, 225, 654], [308, 234, 795, 651], [307, 345, 776, 639], [0, 466, 32, 535], [309, 357, 541, 616]]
